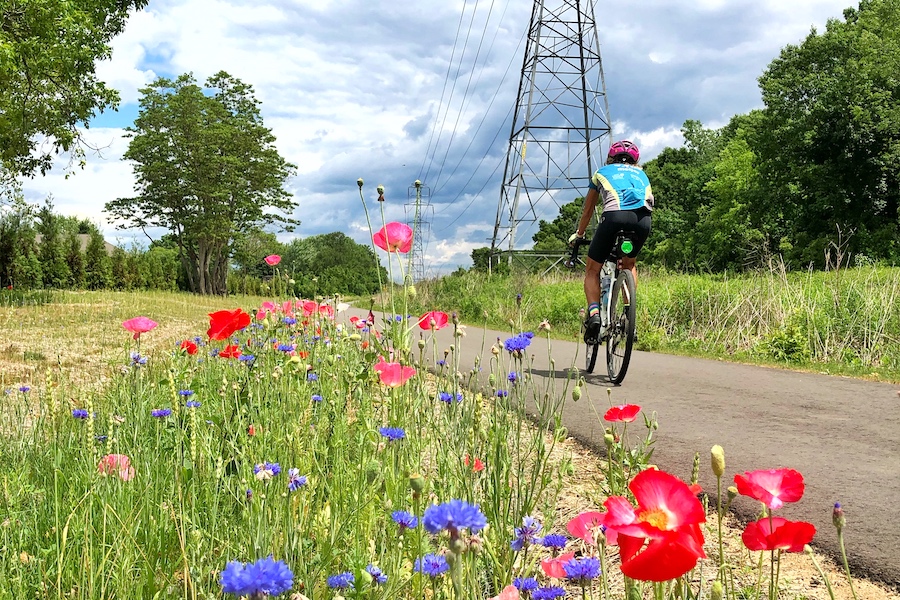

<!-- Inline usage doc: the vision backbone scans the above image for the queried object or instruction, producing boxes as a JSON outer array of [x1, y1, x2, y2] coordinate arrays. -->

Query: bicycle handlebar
[[565, 237, 590, 269]]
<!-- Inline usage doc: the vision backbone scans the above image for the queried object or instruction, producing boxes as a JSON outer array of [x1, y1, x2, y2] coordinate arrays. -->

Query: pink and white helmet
[[608, 140, 640, 163]]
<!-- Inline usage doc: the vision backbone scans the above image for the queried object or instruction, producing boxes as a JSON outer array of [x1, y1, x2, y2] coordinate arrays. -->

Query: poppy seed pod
[[409, 473, 426, 493], [357, 178, 364, 188], [417, 339, 426, 349], [710, 445, 726, 478], [376, 185, 384, 194]]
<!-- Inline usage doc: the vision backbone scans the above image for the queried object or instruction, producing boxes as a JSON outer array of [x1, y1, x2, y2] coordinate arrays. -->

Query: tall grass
[[408, 264, 900, 379]]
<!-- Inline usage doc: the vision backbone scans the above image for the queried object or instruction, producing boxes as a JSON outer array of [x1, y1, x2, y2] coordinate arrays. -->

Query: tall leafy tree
[[84, 228, 111, 289], [531, 199, 583, 251], [36, 198, 70, 287], [0, 0, 148, 175], [282, 232, 387, 297], [106, 72, 297, 295]]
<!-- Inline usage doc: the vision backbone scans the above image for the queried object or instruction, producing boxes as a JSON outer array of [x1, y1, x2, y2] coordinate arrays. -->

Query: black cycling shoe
[[583, 314, 603, 343]]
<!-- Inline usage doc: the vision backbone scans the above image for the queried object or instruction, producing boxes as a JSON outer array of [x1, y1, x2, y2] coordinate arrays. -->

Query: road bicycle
[[566, 234, 637, 383]]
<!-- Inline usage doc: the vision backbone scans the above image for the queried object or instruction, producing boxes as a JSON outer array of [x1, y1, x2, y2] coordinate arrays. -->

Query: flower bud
[[417, 339, 426, 349], [604, 433, 615, 447], [572, 386, 582, 402], [406, 285, 417, 298], [710, 581, 724, 600], [357, 178, 364, 188], [727, 486, 738, 501], [451, 312, 459, 324], [409, 473, 426, 493], [833, 502, 846, 532], [377, 185, 385, 194], [710, 445, 726, 478], [490, 345, 500, 356], [488, 374, 496, 387], [449, 537, 467, 555]]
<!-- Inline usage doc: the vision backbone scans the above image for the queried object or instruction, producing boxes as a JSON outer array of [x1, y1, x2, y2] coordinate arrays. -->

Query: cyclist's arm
[[576, 187, 600, 237]]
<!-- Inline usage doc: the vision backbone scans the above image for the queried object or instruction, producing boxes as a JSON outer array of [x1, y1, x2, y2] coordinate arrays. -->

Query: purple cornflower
[[508, 372, 518, 383], [365, 564, 388, 585], [130, 352, 148, 366], [277, 343, 294, 352], [326, 571, 354, 589], [391, 510, 418, 530], [151, 408, 172, 418], [283, 317, 297, 325], [438, 391, 463, 403], [220, 555, 293, 597], [542, 534, 568, 550], [436, 359, 446, 367], [253, 462, 281, 480], [246, 489, 253, 500], [186, 400, 201, 409], [563, 556, 601, 583], [72, 409, 89, 419], [178, 390, 194, 397], [18, 385, 30, 393], [287, 468, 307, 492], [379, 427, 406, 442], [496, 390, 508, 398], [239, 354, 255, 363], [414, 554, 449, 577], [503, 333, 532, 353], [510, 516, 543, 551], [311, 394, 323, 403], [422, 499, 487, 535], [307, 373, 318, 381], [514, 577, 540, 592], [532, 587, 566, 600]]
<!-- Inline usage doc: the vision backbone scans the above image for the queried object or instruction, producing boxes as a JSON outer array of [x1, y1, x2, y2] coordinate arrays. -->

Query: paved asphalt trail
[[349, 308, 900, 588]]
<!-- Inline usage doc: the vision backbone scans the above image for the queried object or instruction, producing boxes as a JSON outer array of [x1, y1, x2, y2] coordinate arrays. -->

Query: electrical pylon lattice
[[405, 180, 432, 283], [491, 0, 611, 257]]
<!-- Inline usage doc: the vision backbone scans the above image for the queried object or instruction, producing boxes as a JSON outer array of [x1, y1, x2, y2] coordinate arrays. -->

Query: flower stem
[[837, 530, 859, 600], [804, 545, 836, 600]]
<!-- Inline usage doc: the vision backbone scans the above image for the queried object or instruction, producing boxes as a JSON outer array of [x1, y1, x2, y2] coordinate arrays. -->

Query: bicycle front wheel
[[606, 270, 636, 384]]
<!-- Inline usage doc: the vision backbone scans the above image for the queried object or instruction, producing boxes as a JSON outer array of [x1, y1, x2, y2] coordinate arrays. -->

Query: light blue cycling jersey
[[589, 163, 654, 212]]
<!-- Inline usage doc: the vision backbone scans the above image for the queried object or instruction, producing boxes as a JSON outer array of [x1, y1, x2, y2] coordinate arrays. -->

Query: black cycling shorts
[[587, 207, 652, 263]]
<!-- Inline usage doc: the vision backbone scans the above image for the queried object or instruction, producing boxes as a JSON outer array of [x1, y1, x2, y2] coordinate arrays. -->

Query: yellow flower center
[[639, 508, 669, 530]]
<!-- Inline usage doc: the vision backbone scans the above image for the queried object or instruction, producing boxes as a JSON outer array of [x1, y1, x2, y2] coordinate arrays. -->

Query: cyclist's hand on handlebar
[[567, 232, 584, 247]]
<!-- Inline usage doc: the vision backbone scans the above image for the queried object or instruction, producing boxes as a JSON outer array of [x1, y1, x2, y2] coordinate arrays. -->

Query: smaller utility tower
[[405, 180, 433, 282]]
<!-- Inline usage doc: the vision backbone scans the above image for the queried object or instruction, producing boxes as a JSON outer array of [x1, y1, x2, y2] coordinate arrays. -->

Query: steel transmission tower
[[405, 180, 432, 282], [491, 0, 611, 259]]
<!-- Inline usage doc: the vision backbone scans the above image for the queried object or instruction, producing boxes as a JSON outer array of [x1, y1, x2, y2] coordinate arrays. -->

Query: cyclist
[[568, 140, 654, 342]]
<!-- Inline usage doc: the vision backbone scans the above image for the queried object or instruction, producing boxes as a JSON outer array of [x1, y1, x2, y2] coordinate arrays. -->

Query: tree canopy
[[0, 0, 148, 175], [105, 72, 297, 295]]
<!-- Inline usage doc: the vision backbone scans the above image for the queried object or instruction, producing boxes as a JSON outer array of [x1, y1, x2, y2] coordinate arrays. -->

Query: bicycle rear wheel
[[606, 270, 636, 384], [585, 341, 599, 373]]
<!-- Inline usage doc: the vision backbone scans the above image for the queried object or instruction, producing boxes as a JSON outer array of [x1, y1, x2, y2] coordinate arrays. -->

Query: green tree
[[0, 0, 149, 175], [282, 232, 386, 297], [232, 229, 286, 279], [35, 199, 71, 287], [105, 72, 297, 295], [84, 229, 111, 289], [531, 199, 583, 251], [757, 0, 900, 264], [64, 232, 85, 288]]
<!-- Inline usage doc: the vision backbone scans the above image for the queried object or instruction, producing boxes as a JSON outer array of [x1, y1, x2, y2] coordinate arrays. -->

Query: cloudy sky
[[19, 0, 853, 275]]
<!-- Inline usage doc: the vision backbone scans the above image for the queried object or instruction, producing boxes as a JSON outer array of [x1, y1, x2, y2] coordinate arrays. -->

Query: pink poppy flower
[[318, 304, 334, 318], [374, 359, 416, 387], [261, 301, 277, 312], [540, 551, 575, 578], [122, 316, 158, 340], [264, 254, 281, 266], [301, 300, 318, 316], [601, 469, 706, 582], [742, 517, 816, 552], [373, 222, 413, 253], [603, 404, 642, 423], [417, 310, 449, 330], [490, 586, 520, 600], [567, 511, 607, 546], [734, 468, 805, 511], [97, 454, 135, 481]]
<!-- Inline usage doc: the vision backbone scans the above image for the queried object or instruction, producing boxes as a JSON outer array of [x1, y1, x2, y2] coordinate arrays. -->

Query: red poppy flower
[[318, 304, 334, 318], [301, 300, 318, 316], [179, 340, 198, 355], [373, 222, 413, 253], [248, 424, 257, 436], [464, 454, 485, 472], [734, 468, 805, 510], [567, 511, 606, 546], [207, 308, 251, 341], [603, 404, 642, 423], [540, 551, 575, 578], [602, 469, 707, 582], [741, 517, 816, 552], [417, 310, 449, 330], [374, 359, 416, 387], [264, 254, 281, 266], [219, 344, 242, 359], [122, 316, 158, 340]]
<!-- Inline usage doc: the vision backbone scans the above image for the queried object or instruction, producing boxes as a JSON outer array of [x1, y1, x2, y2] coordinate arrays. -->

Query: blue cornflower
[[287, 468, 307, 492], [379, 427, 406, 442], [508, 371, 518, 383], [220, 555, 293, 597], [239, 354, 255, 363], [422, 499, 487, 535], [178, 389, 194, 396], [277, 343, 294, 352], [496, 390, 508, 398], [151, 408, 172, 418], [532, 587, 566, 600], [365, 564, 388, 585], [210, 348, 220, 358], [246, 489, 253, 500], [283, 317, 296, 325], [392, 510, 418, 530], [253, 462, 281, 480], [563, 556, 601, 583], [514, 577, 540, 592], [438, 391, 463, 403], [95, 435, 108, 443], [541, 533, 568, 550], [326, 571, 354, 589], [130, 352, 148, 366], [510, 515, 543, 551], [503, 333, 532, 353], [414, 553, 449, 577], [72, 408, 89, 419], [523, 331, 535, 339], [436, 359, 446, 367], [311, 394, 323, 403], [185, 400, 201, 409], [395, 314, 403, 322], [18, 385, 30, 393], [307, 373, 318, 381]]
